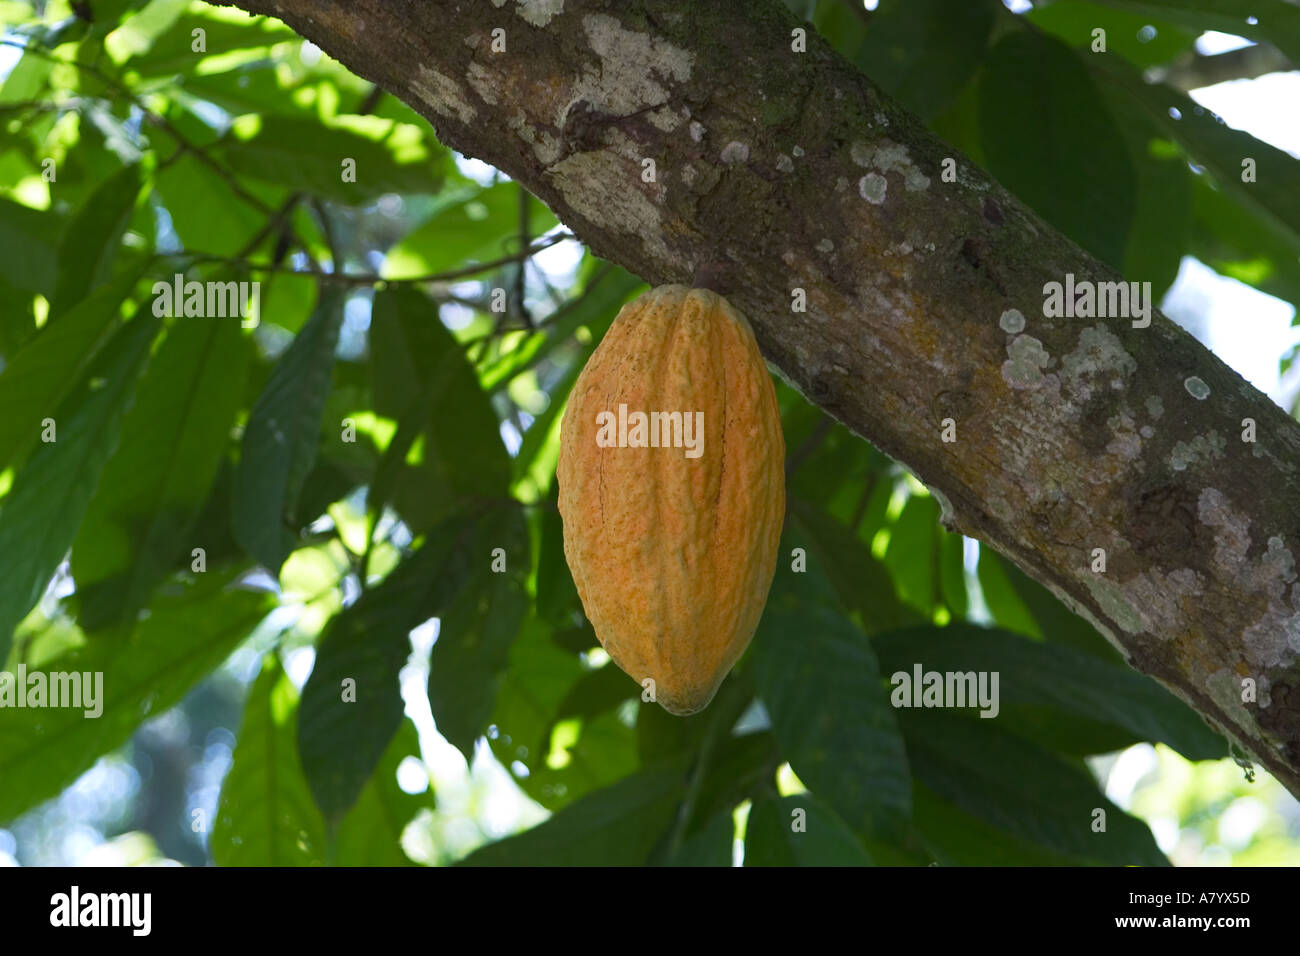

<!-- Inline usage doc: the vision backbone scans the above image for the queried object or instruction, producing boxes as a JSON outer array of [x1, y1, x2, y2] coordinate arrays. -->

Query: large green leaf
[[786, 497, 921, 634], [1092, 59, 1300, 258], [458, 765, 685, 866], [0, 196, 60, 295], [979, 31, 1136, 269], [156, 154, 267, 257], [368, 286, 511, 533], [665, 808, 734, 866], [0, 273, 137, 477], [750, 557, 911, 835], [0, 569, 272, 824], [1189, 175, 1300, 308], [212, 655, 328, 866], [71, 315, 251, 628], [850, 0, 994, 120], [873, 624, 1225, 760], [1027, 1, 1198, 68], [51, 164, 144, 316], [0, 313, 160, 657], [124, 10, 298, 77], [297, 512, 484, 819], [1091, 0, 1300, 62], [232, 288, 344, 572], [898, 709, 1169, 866], [333, 721, 430, 866], [427, 503, 531, 758], [212, 115, 443, 205], [744, 793, 874, 866]]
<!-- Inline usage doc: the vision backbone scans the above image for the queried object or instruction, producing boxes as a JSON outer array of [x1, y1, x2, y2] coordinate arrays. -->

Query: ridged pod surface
[[557, 285, 785, 715]]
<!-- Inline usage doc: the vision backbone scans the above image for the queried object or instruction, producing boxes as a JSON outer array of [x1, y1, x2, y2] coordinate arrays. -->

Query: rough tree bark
[[212, 0, 1300, 796]]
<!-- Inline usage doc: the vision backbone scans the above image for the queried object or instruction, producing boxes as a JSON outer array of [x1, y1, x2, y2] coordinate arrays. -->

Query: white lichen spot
[[515, 0, 564, 27], [858, 173, 887, 204], [1060, 324, 1137, 402], [792, 145, 805, 157], [816, 238, 834, 253], [999, 309, 1025, 334], [1265, 536, 1296, 583], [850, 138, 929, 191], [1145, 395, 1164, 419], [720, 141, 749, 164], [874, 111, 889, 127], [1169, 431, 1226, 472], [1140, 425, 1155, 438], [775, 153, 794, 173], [411, 65, 478, 124], [688, 120, 705, 142], [1085, 577, 1144, 635], [680, 164, 697, 187], [1002, 335, 1052, 388], [1106, 410, 1142, 460], [576, 14, 694, 118], [1184, 375, 1211, 400], [465, 61, 501, 105]]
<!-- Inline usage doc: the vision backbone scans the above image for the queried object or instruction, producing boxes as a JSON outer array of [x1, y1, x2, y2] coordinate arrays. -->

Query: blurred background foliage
[[0, 0, 1297, 866]]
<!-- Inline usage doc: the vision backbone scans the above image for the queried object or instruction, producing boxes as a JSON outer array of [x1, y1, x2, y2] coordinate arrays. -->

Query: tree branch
[[208, 0, 1300, 797]]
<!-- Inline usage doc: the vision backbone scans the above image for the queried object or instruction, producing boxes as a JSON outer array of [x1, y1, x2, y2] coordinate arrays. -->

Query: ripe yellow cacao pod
[[556, 285, 785, 715]]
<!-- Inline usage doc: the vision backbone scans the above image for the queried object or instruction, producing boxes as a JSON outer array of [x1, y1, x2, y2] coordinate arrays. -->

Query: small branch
[[160, 232, 576, 286]]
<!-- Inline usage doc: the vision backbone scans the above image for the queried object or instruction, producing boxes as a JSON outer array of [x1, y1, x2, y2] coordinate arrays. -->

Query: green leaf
[[1090, 0, 1300, 63], [427, 503, 531, 758], [745, 793, 874, 866], [1027, 1, 1198, 68], [997, 555, 1124, 663], [369, 286, 511, 533], [212, 115, 443, 205], [535, 496, 582, 627], [125, 10, 297, 77], [1190, 175, 1300, 307], [786, 497, 922, 634], [156, 154, 267, 257], [212, 655, 328, 866], [51, 164, 144, 316], [750, 557, 911, 834], [0, 569, 272, 824], [976, 546, 1042, 638], [873, 624, 1225, 760], [71, 315, 251, 628], [298, 512, 481, 819], [979, 31, 1136, 269], [333, 721, 429, 866], [233, 288, 344, 572], [458, 765, 685, 866], [0, 273, 137, 477], [898, 709, 1168, 865], [1093, 60, 1300, 258], [850, 0, 994, 120], [0, 196, 60, 295], [911, 782, 1088, 866], [1105, 83, 1192, 298], [665, 808, 733, 866], [883, 493, 942, 616], [0, 312, 159, 657], [383, 184, 554, 279]]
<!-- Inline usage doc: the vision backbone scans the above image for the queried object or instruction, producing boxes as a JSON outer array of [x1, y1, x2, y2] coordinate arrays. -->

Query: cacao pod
[[556, 285, 785, 715]]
